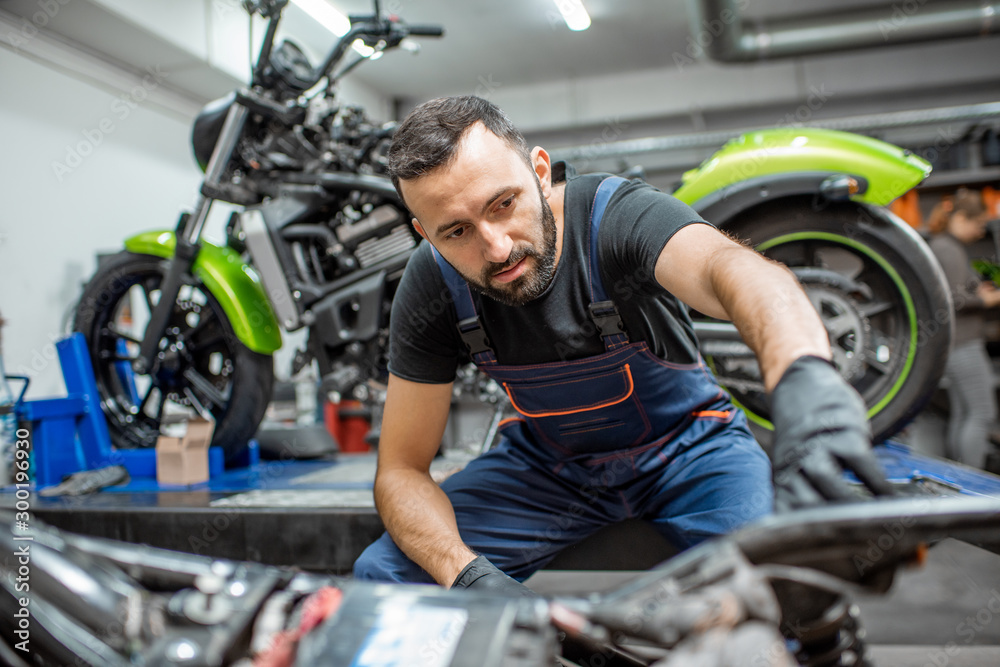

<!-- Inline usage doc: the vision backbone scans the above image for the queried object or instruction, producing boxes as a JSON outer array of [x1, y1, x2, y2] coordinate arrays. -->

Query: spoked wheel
[[74, 252, 274, 462], [703, 197, 952, 446]]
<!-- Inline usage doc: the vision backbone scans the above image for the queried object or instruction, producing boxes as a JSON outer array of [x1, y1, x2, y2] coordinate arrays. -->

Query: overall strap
[[430, 245, 498, 365], [588, 176, 629, 349]]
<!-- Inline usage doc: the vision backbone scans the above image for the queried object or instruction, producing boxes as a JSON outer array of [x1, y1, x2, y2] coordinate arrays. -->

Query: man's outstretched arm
[[654, 223, 894, 509]]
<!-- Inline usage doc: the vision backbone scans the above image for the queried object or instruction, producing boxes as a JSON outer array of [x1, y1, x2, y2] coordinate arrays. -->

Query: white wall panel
[[0, 48, 204, 399], [96, 0, 209, 59], [94, 0, 259, 84]]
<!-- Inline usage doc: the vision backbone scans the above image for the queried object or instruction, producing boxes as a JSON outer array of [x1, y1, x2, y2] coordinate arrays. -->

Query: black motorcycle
[[73, 0, 442, 461]]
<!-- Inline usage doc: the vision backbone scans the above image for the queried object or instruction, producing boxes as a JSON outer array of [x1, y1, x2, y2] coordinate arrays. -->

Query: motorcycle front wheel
[[707, 197, 952, 446], [74, 251, 275, 462]]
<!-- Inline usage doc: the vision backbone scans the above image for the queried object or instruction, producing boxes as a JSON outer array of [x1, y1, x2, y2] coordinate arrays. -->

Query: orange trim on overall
[[497, 417, 526, 429], [504, 364, 635, 418], [692, 409, 731, 419]]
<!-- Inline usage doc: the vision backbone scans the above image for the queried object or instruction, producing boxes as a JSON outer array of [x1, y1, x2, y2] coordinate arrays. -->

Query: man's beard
[[460, 183, 558, 307]]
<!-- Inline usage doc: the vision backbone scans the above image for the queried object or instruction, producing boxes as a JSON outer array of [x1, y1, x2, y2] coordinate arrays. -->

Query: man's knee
[[352, 541, 383, 580], [351, 533, 433, 584]]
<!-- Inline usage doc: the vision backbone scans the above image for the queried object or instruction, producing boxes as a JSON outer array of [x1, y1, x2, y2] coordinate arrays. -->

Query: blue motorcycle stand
[[9, 333, 257, 490], [0, 333, 391, 574]]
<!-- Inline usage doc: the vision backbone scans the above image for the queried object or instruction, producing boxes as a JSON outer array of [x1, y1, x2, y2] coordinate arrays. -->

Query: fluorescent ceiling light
[[291, 0, 350, 36], [290, 0, 375, 57], [553, 0, 591, 31]]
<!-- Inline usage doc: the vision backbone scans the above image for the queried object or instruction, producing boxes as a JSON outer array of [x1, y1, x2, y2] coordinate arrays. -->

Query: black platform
[[7, 441, 1000, 575], [2, 454, 388, 573], [0, 451, 681, 574]]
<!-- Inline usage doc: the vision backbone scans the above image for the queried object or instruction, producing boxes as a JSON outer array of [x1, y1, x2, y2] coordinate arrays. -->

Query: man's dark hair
[[387, 96, 531, 203]]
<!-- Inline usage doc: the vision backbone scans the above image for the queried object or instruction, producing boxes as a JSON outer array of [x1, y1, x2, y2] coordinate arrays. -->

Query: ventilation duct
[[690, 0, 1000, 61]]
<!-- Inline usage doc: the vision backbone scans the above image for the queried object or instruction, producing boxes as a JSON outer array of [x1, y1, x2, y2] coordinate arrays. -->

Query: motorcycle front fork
[[133, 209, 204, 374], [134, 104, 250, 374]]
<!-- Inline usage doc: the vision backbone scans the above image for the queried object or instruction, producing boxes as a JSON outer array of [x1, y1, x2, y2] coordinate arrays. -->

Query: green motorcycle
[[72, 1, 950, 461], [678, 127, 949, 445]]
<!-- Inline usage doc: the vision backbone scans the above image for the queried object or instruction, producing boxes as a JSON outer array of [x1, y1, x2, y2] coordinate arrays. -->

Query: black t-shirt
[[387, 164, 712, 384]]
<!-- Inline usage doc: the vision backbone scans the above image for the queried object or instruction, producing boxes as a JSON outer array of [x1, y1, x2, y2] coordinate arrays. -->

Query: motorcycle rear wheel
[[74, 251, 275, 463], [710, 197, 952, 446]]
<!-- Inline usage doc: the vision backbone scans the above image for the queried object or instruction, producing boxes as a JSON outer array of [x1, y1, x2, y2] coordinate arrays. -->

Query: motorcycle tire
[[709, 196, 952, 447], [73, 251, 275, 463]]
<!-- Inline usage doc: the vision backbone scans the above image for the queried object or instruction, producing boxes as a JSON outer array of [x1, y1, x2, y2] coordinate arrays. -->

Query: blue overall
[[353, 177, 773, 583]]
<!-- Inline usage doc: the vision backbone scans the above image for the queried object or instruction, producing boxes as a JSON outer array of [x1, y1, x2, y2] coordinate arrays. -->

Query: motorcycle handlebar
[[405, 24, 444, 37], [252, 5, 442, 91]]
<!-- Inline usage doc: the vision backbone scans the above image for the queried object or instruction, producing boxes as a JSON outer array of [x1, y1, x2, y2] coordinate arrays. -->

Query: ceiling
[[2, 0, 996, 104], [319, 0, 696, 96], [2, 0, 999, 184], [315, 0, 892, 98]]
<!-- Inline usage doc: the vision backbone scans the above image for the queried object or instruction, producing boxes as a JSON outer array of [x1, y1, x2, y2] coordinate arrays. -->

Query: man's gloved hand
[[451, 555, 538, 598], [770, 355, 895, 512]]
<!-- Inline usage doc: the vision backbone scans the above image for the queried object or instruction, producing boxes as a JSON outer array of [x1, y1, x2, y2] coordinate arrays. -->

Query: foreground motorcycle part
[[581, 543, 788, 662], [650, 623, 795, 667], [251, 586, 344, 666], [3, 497, 1000, 665], [73, 252, 274, 462], [294, 587, 555, 667]]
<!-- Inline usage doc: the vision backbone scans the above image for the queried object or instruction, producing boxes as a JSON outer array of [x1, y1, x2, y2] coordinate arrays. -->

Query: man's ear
[[531, 146, 552, 198], [411, 218, 427, 241]]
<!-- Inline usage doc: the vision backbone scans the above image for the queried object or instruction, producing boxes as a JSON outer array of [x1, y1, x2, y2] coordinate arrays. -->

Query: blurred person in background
[[928, 188, 1000, 469]]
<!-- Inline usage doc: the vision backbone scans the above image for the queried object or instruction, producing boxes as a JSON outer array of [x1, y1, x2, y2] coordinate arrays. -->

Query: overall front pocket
[[503, 364, 652, 453]]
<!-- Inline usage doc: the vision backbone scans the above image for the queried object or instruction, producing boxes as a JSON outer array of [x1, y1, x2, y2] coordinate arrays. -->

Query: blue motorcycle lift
[[12, 333, 248, 489]]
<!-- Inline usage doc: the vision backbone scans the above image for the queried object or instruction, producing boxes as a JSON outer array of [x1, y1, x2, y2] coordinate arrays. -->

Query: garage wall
[[0, 46, 205, 399]]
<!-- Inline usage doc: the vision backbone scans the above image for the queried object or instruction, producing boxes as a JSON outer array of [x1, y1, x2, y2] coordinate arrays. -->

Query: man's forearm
[[373, 466, 477, 586], [711, 246, 831, 391], [709, 243, 892, 507]]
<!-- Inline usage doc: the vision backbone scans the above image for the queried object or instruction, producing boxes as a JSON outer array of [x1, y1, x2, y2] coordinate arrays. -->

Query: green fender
[[124, 231, 281, 354], [674, 127, 932, 208]]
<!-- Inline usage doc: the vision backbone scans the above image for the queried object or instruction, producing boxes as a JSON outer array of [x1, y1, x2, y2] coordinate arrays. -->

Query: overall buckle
[[457, 317, 494, 356], [588, 301, 627, 339]]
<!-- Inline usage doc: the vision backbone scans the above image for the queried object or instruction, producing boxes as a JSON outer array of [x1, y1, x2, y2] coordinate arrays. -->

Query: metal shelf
[[920, 166, 1000, 190]]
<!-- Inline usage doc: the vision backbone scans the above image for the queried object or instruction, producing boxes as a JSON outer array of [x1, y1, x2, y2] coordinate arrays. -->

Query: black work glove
[[451, 556, 538, 598], [770, 355, 895, 512]]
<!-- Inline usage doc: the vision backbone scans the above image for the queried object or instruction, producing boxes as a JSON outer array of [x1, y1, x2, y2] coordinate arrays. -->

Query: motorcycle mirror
[[243, 0, 287, 18]]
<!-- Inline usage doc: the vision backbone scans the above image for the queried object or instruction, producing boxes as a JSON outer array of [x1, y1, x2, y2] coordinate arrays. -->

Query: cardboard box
[[156, 417, 215, 485]]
